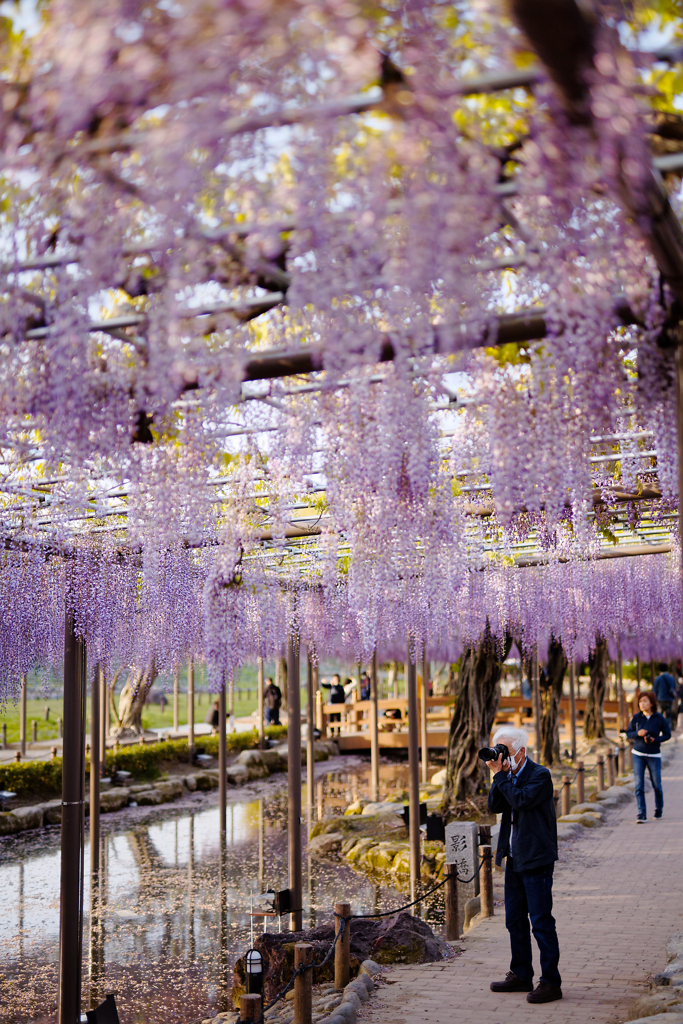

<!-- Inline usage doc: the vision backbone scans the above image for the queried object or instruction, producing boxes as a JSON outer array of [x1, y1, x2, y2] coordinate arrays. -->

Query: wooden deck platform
[[337, 728, 450, 752]]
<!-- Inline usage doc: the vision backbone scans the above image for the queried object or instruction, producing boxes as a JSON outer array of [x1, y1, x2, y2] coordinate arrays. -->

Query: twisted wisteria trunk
[[111, 662, 157, 738], [584, 636, 609, 740], [539, 637, 568, 765], [442, 625, 512, 812]]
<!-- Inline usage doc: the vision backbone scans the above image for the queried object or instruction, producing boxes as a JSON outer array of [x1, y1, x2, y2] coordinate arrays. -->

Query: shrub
[[0, 725, 288, 795]]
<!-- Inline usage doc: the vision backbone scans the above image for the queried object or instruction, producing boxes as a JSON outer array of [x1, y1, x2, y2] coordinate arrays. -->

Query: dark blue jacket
[[626, 711, 671, 755], [488, 758, 558, 872], [654, 673, 677, 703]]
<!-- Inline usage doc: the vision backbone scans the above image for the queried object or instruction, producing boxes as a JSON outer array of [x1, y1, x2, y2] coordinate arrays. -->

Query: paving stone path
[[366, 737, 683, 1024]]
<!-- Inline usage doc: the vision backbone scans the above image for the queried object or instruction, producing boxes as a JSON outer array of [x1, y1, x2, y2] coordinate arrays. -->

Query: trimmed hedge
[[0, 725, 288, 797]]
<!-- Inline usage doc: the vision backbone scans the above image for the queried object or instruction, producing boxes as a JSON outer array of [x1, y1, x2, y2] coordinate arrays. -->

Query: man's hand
[[486, 753, 510, 774], [637, 728, 647, 737]]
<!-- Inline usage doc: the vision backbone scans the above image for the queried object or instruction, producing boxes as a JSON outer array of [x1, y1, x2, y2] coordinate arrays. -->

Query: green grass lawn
[[0, 686, 308, 744]]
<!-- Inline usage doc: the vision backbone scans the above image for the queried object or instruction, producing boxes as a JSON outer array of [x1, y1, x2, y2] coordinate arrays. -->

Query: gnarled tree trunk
[[584, 636, 608, 740], [442, 625, 512, 813], [111, 661, 157, 738], [540, 637, 568, 765]]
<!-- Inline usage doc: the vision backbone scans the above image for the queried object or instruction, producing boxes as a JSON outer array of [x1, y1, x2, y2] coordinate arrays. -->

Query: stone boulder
[[135, 789, 165, 806], [430, 768, 447, 786], [361, 802, 404, 816], [359, 959, 382, 978], [0, 811, 23, 835], [627, 990, 683, 1020], [194, 771, 219, 791], [557, 822, 582, 840], [558, 813, 603, 828], [226, 765, 249, 786], [570, 802, 604, 814], [595, 785, 632, 804], [308, 832, 346, 858], [100, 787, 130, 812], [13, 805, 44, 830], [232, 912, 444, 1004], [155, 779, 184, 801], [42, 799, 63, 825], [184, 774, 197, 791]]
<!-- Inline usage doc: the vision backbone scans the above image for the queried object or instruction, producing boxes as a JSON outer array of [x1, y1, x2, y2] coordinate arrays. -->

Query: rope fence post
[[294, 943, 313, 1024], [240, 994, 261, 1023], [576, 761, 584, 805], [444, 866, 459, 940], [334, 903, 350, 990], [561, 775, 571, 817], [479, 846, 493, 918], [618, 742, 626, 776], [597, 754, 605, 792], [606, 748, 615, 788]]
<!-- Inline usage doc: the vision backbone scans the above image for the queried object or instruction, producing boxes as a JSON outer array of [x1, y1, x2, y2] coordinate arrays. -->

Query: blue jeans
[[505, 858, 561, 987], [264, 706, 280, 725], [633, 754, 663, 820]]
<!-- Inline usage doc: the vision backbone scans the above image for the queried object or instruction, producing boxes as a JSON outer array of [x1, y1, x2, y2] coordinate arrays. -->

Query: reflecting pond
[[0, 759, 446, 1024]]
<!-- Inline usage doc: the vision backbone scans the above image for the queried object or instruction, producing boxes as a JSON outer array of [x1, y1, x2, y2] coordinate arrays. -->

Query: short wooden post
[[561, 775, 571, 817], [629, 744, 634, 772], [444, 866, 459, 940], [51, 746, 58, 759], [479, 845, 493, 918], [57, 717, 63, 739], [576, 761, 584, 805], [334, 902, 350, 990], [14, 751, 21, 761], [606, 748, 615, 788], [597, 754, 605, 792], [240, 993, 262, 1023], [1, 722, 6, 749], [31, 719, 37, 744], [294, 943, 313, 1024], [618, 743, 626, 776]]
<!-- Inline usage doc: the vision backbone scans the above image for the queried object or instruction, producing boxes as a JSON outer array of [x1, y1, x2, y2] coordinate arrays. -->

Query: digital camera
[[478, 742, 510, 763]]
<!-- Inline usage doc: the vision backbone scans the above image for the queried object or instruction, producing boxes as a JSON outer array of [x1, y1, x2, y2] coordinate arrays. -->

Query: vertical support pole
[[258, 798, 265, 892], [287, 635, 303, 933], [257, 656, 265, 749], [617, 649, 625, 732], [479, 846, 493, 918], [597, 755, 605, 792], [228, 675, 234, 727], [316, 690, 325, 738], [532, 653, 541, 762], [406, 643, 420, 904], [294, 943, 313, 1024], [576, 761, 584, 805], [173, 666, 179, 734], [90, 664, 100, 877], [334, 902, 350, 990], [187, 658, 195, 763], [444, 867, 459, 940], [618, 743, 626, 776], [219, 683, 227, 843], [20, 673, 27, 757], [98, 666, 106, 777], [569, 661, 577, 763], [420, 651, 429, 785], [58, 607, 86, 1024], [561, 775, 571, 817], [306, 652, 315, 816], [370, 652, 380, 803]]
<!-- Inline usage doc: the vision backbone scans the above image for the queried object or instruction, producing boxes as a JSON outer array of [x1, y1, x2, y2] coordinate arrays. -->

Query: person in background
[[626, 691, 671, 822], [263, 676, 282, 726], [321, 673, 346, 734], [653, 664, 677, 729], [204, 699, 223, 735], [359, 672, 371, 701]]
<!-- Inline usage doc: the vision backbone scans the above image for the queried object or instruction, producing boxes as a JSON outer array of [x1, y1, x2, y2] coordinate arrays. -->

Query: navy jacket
[[488, 758, 558, 871], [654, 673, 677, 703], [626, 711, 671, 755]]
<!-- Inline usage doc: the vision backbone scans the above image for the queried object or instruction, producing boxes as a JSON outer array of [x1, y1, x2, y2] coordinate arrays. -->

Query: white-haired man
[[486, 726, 561, 1005]]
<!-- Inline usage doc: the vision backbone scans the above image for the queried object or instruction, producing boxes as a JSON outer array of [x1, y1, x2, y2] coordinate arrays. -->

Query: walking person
[[626, 691, 671, 822], [486, 727, 562, 1005], [653, 664, 677, 729], [321, 674, 346, 735], [263, 676, 282, 726]]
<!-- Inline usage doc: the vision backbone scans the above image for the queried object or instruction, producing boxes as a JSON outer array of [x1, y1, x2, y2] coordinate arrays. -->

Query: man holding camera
[[485, 727, 561, 1004]]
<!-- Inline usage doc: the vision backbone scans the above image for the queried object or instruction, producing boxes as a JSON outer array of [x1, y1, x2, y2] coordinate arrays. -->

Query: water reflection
[[0, 763, 437, 1024]]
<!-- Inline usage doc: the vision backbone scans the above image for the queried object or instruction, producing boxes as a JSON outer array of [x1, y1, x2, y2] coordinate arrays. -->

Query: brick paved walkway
[[367, 738, 683, 1024]]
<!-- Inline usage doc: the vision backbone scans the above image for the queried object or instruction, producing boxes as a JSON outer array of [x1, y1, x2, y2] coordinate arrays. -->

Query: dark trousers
[[505, 857, 561, 987], [658, 700, 674, 729], [633, 753, 663, 820], [265, 706, 280, 725]]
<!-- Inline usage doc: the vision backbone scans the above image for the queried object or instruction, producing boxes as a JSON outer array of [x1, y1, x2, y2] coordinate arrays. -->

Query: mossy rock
[[391, 850, 411, 875], [346, 838, 378, 863], [365, 842, 407, 872], [372, 937, 433, 965]]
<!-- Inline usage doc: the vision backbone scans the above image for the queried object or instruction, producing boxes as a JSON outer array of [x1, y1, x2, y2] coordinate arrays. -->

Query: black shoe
[[527, 980, 563, 1004], [654, 812, 662, 819], [490, 972, 533, 993], [636, 817, 647, 823]]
